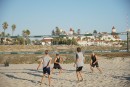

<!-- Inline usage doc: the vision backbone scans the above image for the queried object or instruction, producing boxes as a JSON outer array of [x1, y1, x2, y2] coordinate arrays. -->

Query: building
[[111, 26, 120, 39], [41, 37, 53, 45]]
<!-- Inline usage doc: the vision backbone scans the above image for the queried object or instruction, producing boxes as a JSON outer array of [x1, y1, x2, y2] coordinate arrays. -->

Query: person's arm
[[54, 57, 59, 64], [83, 57, 85, 63], [93, 55, 98, 64], [60, 57, 63, 64], [37, 59, 43, 70], [90, 56, 92, 65], [83, 53, 85, 63], [74, 53, 78, 67]]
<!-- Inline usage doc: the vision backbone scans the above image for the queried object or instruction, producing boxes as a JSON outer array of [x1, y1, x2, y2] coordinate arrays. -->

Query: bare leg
[[90, 66, 94, 73], [79, 71, 83, 81], [97, 67, 102, 73], [48, 75, 51, 86], [51, 68, 54, 74], [59, 69, 62, 75], [76, 72, 80, 81], [40, 74, 45, 84]]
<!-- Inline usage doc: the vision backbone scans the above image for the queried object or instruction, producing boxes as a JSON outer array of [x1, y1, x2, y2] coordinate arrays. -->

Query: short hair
[[56, 53, 59, 56], [77, 47, 81, 52], [45, 50, 49, 54]]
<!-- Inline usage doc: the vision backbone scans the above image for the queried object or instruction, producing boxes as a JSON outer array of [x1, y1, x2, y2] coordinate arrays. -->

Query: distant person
[[74, 47, 85, 82], [37, 50, 52, 86], [90, 52, 102, 73], [51, 53, 63, 75]]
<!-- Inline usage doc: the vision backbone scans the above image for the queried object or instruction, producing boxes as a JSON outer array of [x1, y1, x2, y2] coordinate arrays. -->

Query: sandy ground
[[0, 57, 130, 87]]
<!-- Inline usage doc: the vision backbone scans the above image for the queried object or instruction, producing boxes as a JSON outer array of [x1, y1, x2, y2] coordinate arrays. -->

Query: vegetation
[[52, 37, 78, 45], [0, 44, 129, 64], [22, 29, 31, 45], [11, 24, 16, 36], [4, 60, 9, 67], [0, 22, 129, 47], [0, 22, 32, 45], [2, 22, 8, 36]]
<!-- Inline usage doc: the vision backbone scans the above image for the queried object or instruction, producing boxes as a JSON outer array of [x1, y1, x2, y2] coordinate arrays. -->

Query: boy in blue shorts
[[37, 50, 52, 86]]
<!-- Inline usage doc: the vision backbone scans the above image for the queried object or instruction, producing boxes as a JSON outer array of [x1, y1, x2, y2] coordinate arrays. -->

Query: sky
[[0, 0, 130, 36]]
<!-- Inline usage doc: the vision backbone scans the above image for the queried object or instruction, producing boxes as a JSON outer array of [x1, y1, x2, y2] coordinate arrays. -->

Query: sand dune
[[0, 57, 130, 87]]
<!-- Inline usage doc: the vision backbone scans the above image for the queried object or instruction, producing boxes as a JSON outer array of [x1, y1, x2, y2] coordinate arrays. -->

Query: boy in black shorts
[[74, 47, 85, 81], [90, 52, 102, 73], [51, 53, 63, 75]]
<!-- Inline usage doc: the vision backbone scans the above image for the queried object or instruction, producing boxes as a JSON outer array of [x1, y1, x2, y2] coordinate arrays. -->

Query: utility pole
[[126, 13, 130, 52]]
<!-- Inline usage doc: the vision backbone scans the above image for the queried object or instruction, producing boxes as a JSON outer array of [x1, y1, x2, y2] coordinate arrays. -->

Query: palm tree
[[22, 29, 31, 45], [0, 32, 5, 44], [93, 30, 98, 39], [2, 22, 8, 45], [22, 30, 26, 45], [22, 29, 30, 37], [93, 30, 97, 34], [26, 29, 30, 36], [22, 30, 26, 36], [55, 27, 60, 35], [52, 30, 55, 35], [2, 22, 8, 36], [11, 24, 16, 36]]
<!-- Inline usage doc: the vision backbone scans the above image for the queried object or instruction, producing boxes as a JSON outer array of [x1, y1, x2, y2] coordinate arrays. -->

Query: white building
[[41, 37, 53, 45]]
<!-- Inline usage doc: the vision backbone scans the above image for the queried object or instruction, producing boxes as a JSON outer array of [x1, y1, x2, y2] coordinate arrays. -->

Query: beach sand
[[0, 57, 130, 87]]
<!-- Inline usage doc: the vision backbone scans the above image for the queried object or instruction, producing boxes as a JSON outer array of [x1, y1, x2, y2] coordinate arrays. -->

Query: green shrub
[[4, 60, 9, 67], [84, 55, 91, 64]]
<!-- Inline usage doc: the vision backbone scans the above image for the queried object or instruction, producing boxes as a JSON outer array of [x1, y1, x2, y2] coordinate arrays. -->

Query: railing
[[0, 50, 128, 54]]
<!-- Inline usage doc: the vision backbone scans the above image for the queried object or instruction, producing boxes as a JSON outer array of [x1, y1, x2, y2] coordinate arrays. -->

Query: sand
[[0, 57, 130, 87]]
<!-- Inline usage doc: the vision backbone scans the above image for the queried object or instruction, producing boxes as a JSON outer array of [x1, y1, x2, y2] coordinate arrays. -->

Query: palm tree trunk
[[3, 29, 5, 45], [4, 29, 5, 37]]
